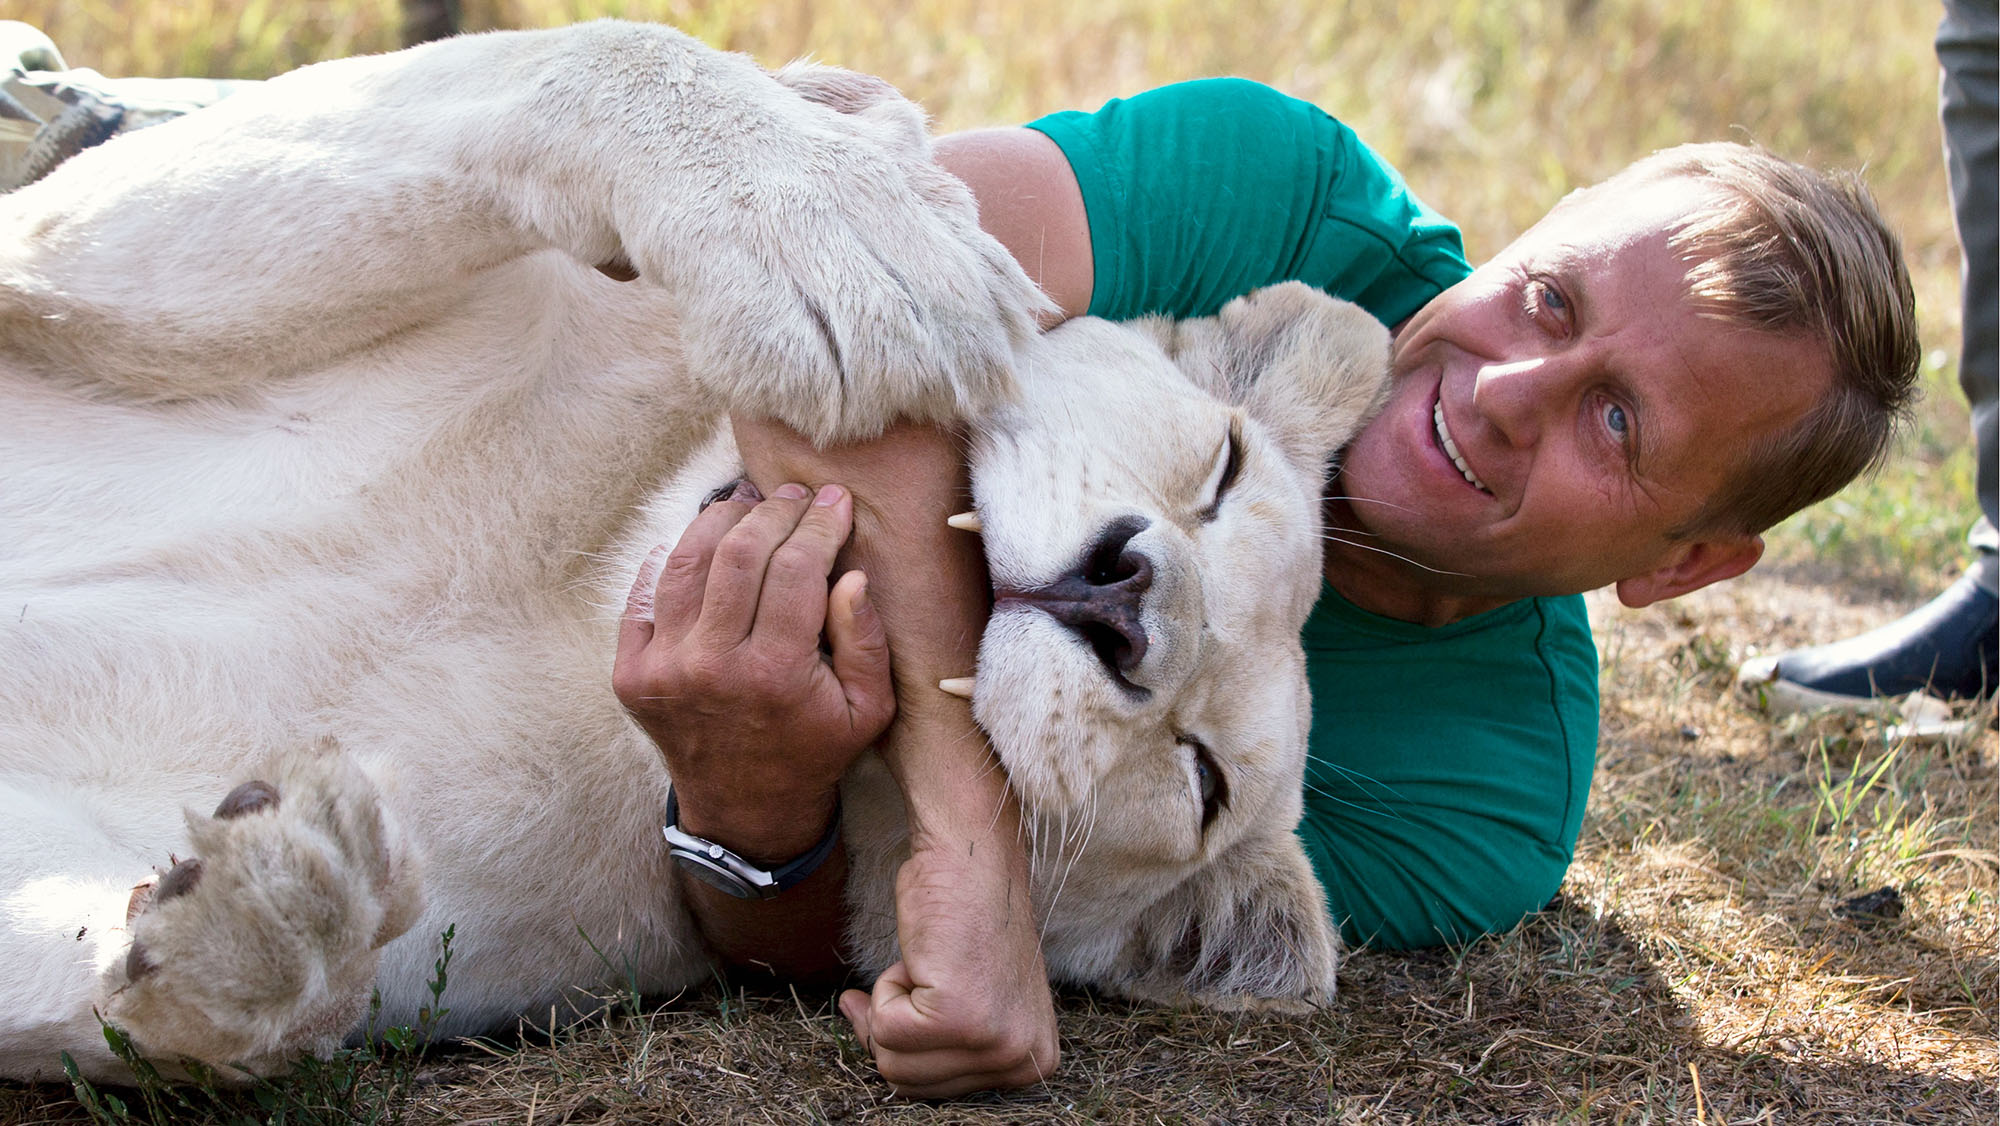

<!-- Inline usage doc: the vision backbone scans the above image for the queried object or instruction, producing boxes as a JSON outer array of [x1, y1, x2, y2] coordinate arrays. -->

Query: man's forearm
[[728, 416, 1035, 914], [730, 416, 1055, 1095]]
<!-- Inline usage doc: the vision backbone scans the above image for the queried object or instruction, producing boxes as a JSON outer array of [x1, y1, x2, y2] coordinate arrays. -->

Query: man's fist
[[839, 838, 1059, 1098]]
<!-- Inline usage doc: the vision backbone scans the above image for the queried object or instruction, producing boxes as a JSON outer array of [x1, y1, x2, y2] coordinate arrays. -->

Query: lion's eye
[[1178, 735, 1229, 830], [1196, 419, 1244, 523]]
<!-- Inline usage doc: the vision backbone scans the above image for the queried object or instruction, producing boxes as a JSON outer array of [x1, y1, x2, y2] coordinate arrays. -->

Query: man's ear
[[1104, 828, 1340, 1012], [1614, 534, 1764, 608]]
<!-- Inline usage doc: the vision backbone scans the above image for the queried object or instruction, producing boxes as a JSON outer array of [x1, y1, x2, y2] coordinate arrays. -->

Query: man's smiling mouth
[[1432, 398, 1492, 495]]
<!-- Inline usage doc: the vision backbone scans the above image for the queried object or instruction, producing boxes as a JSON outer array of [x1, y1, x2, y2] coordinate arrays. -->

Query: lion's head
[[965, 282, 1389, 1009], [665, 281, 1391, 1008]]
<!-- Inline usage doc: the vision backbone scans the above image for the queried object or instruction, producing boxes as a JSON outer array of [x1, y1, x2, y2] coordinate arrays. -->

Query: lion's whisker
[[1317, 532, 1472, 577], [1297, 774, 1413, 823], [1041, 794, 1097, 924], [1322, 493, 1424, 515], [1313, 760, 1417, 801]]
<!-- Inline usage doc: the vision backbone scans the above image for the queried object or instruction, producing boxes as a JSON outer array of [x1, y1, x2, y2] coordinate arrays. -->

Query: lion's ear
[[1108, 827, 1340, 1012], [1194, 281, 1391, 474]]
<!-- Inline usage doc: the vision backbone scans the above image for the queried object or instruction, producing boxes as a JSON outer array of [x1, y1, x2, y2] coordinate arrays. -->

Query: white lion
[[0, 22, 1387, 1083]]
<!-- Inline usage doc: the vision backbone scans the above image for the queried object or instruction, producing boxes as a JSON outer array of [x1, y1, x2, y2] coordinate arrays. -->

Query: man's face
[[1334, 176, 1832, 610]]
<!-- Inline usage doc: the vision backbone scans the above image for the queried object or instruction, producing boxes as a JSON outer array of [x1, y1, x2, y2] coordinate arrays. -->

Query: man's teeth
[[1433, 400, 1491, 494]]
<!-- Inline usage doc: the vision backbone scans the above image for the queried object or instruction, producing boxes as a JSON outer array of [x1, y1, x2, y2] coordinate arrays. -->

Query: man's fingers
[[652, 480, 761, 639], [694, 483, 814, 645], [838, 986, 877, 1046], [616, 543, 673, 660], [870, 1034, 1050, 1098], [882, 1063, 1043, 1100], [840, 961, 910, 1059], [751, 484, 856, 650], [841, 965, 1056, 1097], [825, 569, 895, 732]]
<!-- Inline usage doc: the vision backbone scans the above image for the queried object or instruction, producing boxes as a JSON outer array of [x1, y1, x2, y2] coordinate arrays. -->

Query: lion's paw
[[656, 74, 1049, 445], [104, 744, 423, 1075]]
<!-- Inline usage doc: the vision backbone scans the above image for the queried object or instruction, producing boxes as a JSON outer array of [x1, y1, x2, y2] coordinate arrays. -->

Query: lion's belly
[[0, 278, 718, 1018], [1, 268, 698, 761], [0, 364, 566, 771], [328, 613, 705, 1031]]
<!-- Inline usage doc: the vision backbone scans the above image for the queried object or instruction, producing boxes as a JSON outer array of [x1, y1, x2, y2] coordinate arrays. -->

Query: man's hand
[[839, 821, 1059, 1097], [614, 479, 895, 857], [613, 479, 893, 983]]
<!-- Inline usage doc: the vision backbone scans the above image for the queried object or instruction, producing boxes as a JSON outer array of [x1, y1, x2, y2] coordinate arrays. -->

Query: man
[[5, 41, 1919, 1098], [617, 80, 1919, 1097]]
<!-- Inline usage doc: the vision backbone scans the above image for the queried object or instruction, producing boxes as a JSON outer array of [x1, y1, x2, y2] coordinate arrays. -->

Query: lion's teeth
[[1432, 400, 1490, 493], [946, 511, 982, 533], [937, 677, 976, 699]]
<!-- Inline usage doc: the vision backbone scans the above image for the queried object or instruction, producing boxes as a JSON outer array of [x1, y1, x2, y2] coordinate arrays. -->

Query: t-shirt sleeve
[[1025, 77, 1470, 326]]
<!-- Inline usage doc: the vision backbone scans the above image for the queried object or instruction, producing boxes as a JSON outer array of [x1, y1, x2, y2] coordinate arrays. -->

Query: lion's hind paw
[[106, 746, 423, 1074]]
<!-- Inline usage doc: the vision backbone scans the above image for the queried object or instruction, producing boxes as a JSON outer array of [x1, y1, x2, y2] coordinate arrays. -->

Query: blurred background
[[17, 0, 1977, 595]]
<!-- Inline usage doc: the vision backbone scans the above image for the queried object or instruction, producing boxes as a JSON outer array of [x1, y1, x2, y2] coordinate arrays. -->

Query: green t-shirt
[[1028, 78, 1600, 950], [1299, 592, 1597, 950], [1028, 76, 1469, 328]]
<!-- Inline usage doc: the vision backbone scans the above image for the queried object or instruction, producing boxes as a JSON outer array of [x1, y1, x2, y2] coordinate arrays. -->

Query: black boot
[[1738, 567, 1998, 713]]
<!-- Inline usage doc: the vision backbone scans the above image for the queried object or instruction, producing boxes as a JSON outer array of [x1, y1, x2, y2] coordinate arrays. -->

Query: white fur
[[0, 23, 1387, 1083]]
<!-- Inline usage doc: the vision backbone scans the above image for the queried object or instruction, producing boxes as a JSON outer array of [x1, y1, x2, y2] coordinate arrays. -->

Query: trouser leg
[[1738, 0, 2000, 708], [1939, 0, 1998, 592]]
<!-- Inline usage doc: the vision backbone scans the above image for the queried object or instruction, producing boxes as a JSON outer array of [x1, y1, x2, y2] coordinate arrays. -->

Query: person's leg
[[1741, 0, 1998, 710], [1948, 0, 2000, 587]]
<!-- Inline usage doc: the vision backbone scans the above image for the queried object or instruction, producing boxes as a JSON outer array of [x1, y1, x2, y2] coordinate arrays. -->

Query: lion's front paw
[[104, 746, 423, 1075], [660, 85, 1048, 445]]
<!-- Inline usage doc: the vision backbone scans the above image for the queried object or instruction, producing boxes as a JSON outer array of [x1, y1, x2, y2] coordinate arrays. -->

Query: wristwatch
[[661, 786, 842, 899]]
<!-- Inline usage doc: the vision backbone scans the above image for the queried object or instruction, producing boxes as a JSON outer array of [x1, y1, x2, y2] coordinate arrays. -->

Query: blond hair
[[1596, 143, 1920, 539]]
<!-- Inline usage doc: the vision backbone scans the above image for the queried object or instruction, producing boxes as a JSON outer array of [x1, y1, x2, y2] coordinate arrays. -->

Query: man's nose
[[1471, 355, 1561, 448]]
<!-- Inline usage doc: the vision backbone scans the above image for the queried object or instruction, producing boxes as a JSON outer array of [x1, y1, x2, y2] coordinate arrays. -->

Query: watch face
[[673, 851, 760, 898]]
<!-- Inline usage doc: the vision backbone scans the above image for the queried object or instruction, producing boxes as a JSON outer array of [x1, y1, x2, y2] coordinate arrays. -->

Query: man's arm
[[627, 128, 1095, 1095], [933, 128, 1095, 324], [613, 480, 893, 984], [732, 419, 1058, 1098]]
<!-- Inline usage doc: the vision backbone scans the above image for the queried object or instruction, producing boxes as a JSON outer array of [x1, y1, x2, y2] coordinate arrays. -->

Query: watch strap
[[662, 785, 841, 899]]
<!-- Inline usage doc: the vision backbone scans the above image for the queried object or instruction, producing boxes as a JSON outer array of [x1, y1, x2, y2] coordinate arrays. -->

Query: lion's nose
[[996, 517, 1153, 680]]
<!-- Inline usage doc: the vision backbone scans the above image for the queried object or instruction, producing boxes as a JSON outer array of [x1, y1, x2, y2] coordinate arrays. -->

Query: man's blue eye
[[1527, 279, 1570, 332], [1606, 403, 1628, 434]]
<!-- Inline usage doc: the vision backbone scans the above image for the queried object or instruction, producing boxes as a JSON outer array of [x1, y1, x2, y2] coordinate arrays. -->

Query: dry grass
[[18, 576, 1983, 1124], [2, 2, 1994, 1123]]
